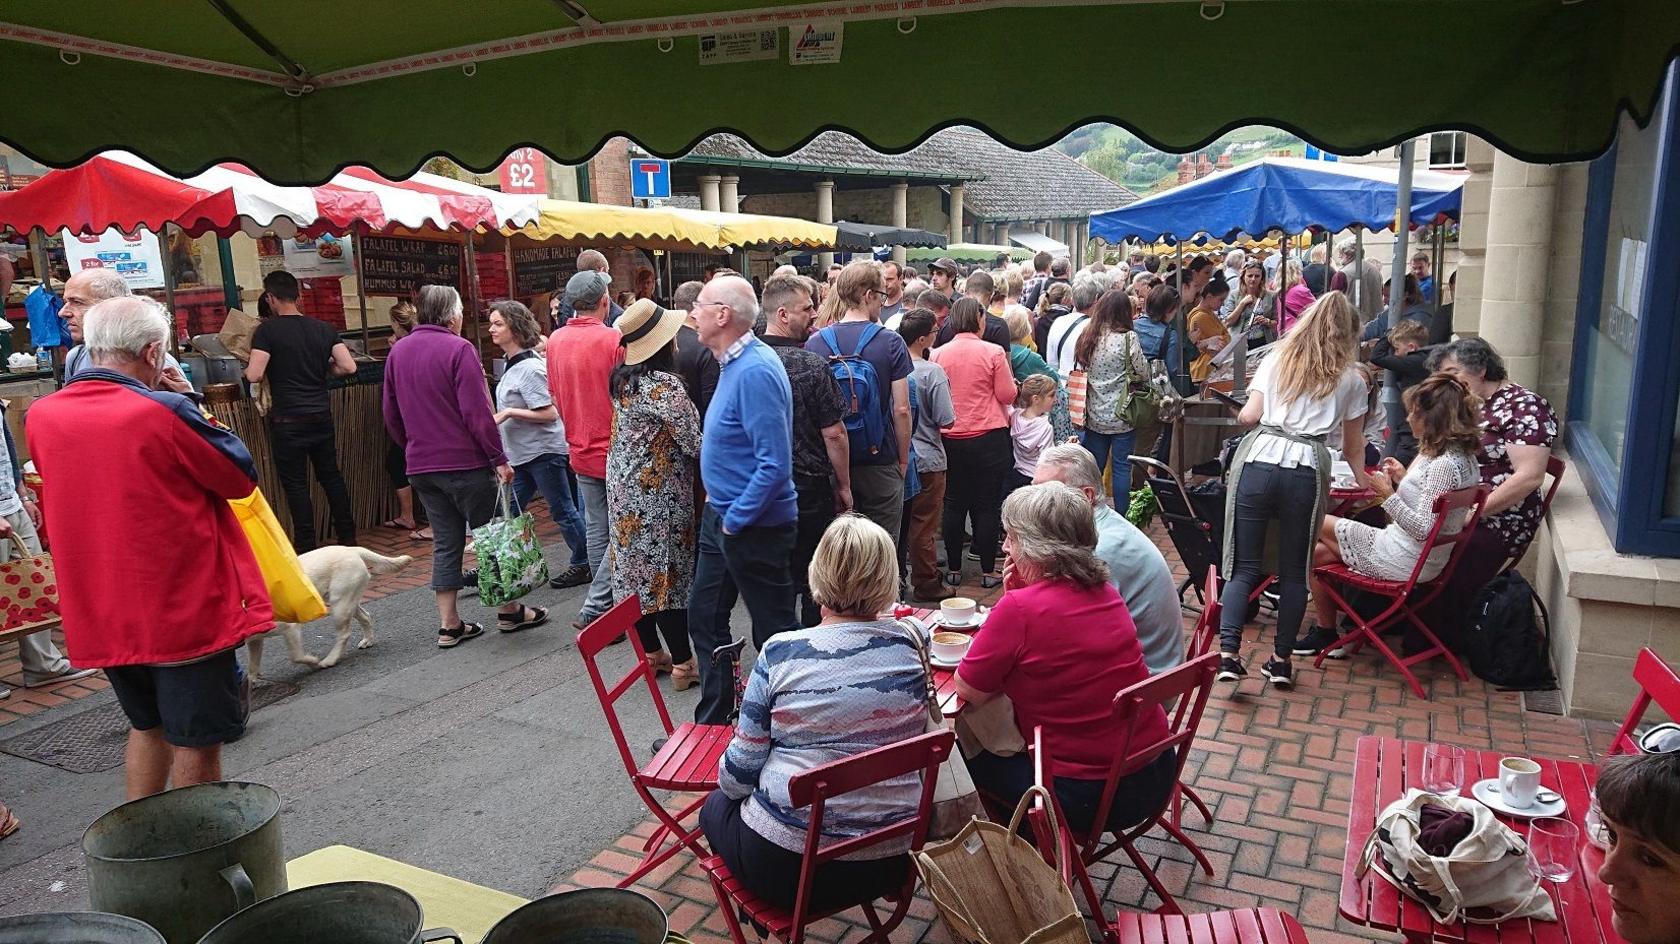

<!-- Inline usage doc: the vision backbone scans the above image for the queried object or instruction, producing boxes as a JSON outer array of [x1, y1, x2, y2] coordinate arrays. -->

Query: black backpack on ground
[[1463, 571, 1558, 691]]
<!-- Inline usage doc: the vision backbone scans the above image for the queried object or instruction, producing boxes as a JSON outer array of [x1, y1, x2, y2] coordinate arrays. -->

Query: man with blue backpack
[[804, 261, 914, 544]]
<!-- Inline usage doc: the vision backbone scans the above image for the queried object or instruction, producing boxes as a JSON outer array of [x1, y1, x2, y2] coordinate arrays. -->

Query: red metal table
[[1342, 736, 1621, 944]]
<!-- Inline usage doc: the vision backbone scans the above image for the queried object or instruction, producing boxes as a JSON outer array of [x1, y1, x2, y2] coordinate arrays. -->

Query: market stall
[[905, 243, 1030, 266]]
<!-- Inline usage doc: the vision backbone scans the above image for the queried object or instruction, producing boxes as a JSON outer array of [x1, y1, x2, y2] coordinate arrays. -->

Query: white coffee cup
[[941, 597, 977, 625], [930, 631, 972, 662], [1499, 757, 1542, 808]]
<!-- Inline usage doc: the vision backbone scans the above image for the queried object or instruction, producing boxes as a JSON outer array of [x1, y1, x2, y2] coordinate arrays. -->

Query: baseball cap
[[930, 257, 960, 275], [565, 269, 611, 311]]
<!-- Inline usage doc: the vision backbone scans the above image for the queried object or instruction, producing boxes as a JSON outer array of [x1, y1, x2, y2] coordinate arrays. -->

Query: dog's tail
[[353, 547, 414, 575]]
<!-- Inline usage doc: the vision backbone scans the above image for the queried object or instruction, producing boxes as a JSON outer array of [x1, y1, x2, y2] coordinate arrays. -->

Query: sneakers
[[549, 564, 591, 589], [1292, 627, 1346, 658], [1216, 655, 1246, 682], [22, 666, 98, 688], [1260, 658, 1294, 689]]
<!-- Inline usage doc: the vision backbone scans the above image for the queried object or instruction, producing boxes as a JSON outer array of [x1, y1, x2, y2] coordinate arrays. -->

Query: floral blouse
[[1476, 382, 1558, 556]]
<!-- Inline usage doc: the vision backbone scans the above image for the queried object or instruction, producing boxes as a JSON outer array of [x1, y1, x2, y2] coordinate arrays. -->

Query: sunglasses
[[1638, 722, 1680, 754]]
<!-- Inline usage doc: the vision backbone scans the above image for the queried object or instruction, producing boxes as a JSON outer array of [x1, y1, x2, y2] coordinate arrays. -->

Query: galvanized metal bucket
[[480, 888, 668, 944], [82, 781, 286, 944], [196, 881, 460, 944], [0, 912, 166, 943]]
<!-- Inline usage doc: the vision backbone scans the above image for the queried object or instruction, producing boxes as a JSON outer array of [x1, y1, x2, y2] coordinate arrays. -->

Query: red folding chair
[[1159, 567, 1219, 870], [1034, 653, 1221, 925], [700, 728, 954, 944], [578, 595, 733, 888], [1112, 908, 1310, 944], [1609, 647, 1680, 755], [1311, 485, 1489, 699]]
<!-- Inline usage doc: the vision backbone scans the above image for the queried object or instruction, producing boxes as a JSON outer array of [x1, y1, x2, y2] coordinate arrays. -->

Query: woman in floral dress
[[607, 300, 703, 688]]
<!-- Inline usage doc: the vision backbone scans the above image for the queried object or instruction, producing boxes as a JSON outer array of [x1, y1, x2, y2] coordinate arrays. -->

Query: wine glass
[[1528, 817, 1580, 908], [1421, 744, 1465, 797]]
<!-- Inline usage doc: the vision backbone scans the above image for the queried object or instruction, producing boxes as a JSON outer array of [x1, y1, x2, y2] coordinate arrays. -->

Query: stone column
[[1077, 221, 1090, 264], [994, 221, 1010, 247], [948, 183, 965, 246], [1471, 146, 1556, 388], [719, 175, 740, 213], [698, 174, 721, 213], [891, 181, 909, 264], [815, 179, 836, 269]]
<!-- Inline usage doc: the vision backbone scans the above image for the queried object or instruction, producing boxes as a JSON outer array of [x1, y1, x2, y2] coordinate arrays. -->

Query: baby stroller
[[1129, 455, 1272, 619]]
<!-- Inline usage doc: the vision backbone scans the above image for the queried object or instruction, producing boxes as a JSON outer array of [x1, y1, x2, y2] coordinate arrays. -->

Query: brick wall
[[588, 138, 633, 208]]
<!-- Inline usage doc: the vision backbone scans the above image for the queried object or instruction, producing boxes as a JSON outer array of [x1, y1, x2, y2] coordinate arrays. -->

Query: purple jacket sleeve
[[454, 346, 507, 467], [382, 355, 408, 452]]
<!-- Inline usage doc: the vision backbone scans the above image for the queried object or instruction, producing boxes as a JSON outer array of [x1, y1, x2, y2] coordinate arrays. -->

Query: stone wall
[[738, 185, 950, 234]]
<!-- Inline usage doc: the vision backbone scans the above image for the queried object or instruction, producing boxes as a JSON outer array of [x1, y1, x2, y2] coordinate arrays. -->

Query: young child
[[1370, 318, 1433, 464], [1008, 374, 1059, 490]]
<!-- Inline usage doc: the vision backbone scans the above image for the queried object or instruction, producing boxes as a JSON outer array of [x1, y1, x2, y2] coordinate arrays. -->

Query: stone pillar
[[1472, 147, 1556, 388], [1058, 220, 1074, 251], [719, 175, 740, 213], [891, 181, 909, 264], [994, 221, 1010, 247], [815, 179, 836, 269], [698, 174, 721, 213], [1078, 221, 1090, 263], [948, 183, 965, 247]]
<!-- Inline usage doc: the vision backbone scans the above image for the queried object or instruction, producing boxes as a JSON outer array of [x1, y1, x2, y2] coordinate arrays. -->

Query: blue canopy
[[1088, 157, 1465, 244]]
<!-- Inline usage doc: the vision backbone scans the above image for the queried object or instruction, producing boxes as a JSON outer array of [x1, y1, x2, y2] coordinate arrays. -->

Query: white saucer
[[929, 652, 965, 669], [1471, 778, 1567, 819], [935, 607, 988, 629]]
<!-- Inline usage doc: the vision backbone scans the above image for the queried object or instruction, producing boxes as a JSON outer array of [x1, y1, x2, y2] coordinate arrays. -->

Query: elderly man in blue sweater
[[688, 275, 801, 725]]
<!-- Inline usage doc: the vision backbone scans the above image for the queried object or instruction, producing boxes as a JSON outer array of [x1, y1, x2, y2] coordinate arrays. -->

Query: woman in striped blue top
[[700, 514, 929, 912]]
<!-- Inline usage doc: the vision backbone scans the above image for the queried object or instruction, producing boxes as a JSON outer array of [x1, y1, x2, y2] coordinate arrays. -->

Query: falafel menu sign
[[357, 236, 461, 296], [512, 245, 581, 296]]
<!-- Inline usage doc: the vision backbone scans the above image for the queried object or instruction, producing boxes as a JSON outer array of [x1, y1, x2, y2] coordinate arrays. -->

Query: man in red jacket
[[27, 296, 273, 799]]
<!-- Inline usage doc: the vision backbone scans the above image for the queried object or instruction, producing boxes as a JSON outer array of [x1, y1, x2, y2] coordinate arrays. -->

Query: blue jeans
[[1080, 427, 1137, 510], [511, 453, 588, 568]]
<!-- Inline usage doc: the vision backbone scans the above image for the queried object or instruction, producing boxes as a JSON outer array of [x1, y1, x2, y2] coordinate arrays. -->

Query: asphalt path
[[0, 544, 742, 913]]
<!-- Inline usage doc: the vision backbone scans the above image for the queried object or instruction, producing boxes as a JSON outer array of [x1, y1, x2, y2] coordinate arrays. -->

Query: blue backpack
[[818, 323, 889, 459]]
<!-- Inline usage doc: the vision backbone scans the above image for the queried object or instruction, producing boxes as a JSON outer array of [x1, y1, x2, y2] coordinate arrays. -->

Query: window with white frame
[[1428, 131, 1468, 169]]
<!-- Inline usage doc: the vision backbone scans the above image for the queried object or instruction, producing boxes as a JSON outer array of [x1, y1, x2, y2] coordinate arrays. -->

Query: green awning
[[1, 1, 1674, 184]]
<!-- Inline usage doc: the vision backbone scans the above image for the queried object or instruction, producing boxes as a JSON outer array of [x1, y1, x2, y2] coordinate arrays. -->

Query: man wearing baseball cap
[[547, 269, 623, 629]]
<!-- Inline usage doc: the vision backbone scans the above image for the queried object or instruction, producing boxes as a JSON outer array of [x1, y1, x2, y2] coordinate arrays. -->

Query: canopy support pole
[[1354, 229, 1365, 315], [464, 236, 483, 354], [158, 226, 180, 356], [1173, 240, 1188, 392], [353, 225, 371, 353], [1383, 140, 1417, 445], [1431, 224, 1445, 317]]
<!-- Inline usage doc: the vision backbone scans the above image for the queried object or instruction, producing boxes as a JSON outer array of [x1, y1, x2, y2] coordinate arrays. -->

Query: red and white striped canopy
[[0, 151, 541, 238]]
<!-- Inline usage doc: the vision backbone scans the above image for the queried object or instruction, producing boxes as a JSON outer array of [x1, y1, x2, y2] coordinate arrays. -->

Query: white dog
[[246, 546, 414, 679]]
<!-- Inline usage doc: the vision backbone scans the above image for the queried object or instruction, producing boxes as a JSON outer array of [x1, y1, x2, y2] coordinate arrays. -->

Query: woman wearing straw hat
[[607, 299, 703, 687]]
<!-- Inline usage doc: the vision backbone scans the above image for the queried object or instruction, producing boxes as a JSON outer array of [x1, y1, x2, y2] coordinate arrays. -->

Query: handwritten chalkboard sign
[[358, 236, 462, 296], [512, 245, 581, 297]]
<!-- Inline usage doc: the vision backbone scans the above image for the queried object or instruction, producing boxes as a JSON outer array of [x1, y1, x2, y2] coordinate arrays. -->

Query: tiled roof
[[681, 128, 1137, 222]]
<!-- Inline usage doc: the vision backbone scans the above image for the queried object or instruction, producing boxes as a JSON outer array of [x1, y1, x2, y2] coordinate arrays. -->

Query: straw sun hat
[[617, 298, 686, 365]]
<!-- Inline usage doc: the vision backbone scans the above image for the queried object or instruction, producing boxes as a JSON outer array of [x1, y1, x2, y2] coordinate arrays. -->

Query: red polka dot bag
[[0, 533, 58, 629]]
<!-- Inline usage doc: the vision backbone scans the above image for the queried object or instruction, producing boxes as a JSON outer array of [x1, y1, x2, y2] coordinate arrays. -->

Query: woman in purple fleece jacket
[[382, 285, 548, 647]]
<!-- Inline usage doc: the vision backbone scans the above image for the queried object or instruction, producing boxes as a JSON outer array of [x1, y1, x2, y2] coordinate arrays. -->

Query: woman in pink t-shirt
[[955, 482, 1175, 834]]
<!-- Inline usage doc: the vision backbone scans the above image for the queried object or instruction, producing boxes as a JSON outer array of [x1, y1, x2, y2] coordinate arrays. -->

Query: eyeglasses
[[1638, 722, 1680, 753], [871, 290, 890, 300]]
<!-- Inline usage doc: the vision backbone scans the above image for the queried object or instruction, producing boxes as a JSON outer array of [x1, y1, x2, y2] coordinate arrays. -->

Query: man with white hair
[[61, 269, 191, 391], [688, 275, 799, 725], [1034, 444, 1183, 674], [1330, 237, 1384, 323], [29, 296, 271, 798], [1221, 248, 1245, 289], [1046, 272, 1106, 375]]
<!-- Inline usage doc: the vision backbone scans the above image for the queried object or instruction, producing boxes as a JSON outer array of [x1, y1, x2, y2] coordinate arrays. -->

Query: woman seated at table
[[955, 482, 1175, 834], [1297, 374, 1481, 655], [1594, 750, 1680, 944], [701, 514, 929, 911]]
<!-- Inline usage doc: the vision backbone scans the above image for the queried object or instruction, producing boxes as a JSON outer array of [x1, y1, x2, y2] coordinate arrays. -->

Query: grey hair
[[1224, 249, 1244, 267], [416, 284, 462, 327], [671, 280, 704, 312], [72, 268, 132, 302], [1429, 335, 1508, 382], [1035, 443, 1104, 495], [1335, 236, 1358, 262], [772, 264, 799, 278], [708, 275, 759, 331], [577, 249, 609, 272], [1071, 272, 1107, 311], [85, 296, 171, 363], [1000, 482, 1109, 589]]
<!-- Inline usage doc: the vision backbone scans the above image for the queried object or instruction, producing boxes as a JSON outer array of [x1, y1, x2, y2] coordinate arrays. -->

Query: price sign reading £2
[[498, 148, 547, 194]]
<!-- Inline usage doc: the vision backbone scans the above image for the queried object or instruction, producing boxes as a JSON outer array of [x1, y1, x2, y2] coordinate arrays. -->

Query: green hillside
[[1057, 125, 1306, 190]]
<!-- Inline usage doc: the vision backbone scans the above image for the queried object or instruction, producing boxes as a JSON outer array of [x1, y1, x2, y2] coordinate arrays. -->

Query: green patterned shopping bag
[[472, 485, 550, 606]]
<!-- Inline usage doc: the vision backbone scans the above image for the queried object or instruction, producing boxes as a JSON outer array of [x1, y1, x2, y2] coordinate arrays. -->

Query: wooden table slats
[[1343, 736, 1622, 944]]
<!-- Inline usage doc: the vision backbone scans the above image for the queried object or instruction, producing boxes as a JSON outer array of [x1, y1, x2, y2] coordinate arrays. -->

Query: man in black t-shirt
[[245, 270, 359, 551]]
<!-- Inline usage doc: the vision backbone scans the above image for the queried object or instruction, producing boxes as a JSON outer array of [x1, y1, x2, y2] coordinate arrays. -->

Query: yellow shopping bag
[[230, 489, 327, 623]]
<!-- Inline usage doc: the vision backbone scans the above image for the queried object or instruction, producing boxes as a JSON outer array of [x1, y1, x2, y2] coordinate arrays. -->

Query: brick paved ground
[[548, 525, 1619, 944]]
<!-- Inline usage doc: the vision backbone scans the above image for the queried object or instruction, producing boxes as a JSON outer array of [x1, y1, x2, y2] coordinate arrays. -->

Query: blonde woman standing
[[1216, 292, 1372, 689]]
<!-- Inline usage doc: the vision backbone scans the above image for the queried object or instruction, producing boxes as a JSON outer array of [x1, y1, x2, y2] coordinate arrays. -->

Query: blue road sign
[[630, 158, 671, 200]]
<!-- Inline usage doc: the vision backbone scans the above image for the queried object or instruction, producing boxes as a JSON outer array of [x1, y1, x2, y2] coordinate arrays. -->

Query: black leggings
[[941, 428, 1012, 573], [967, 748, 1177, 838], [1218, 461, 1320, 659], [698, 790, 909, 912], [636, 609, 692, 663]]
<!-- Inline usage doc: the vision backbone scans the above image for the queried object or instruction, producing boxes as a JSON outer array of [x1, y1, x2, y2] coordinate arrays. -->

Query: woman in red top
[[930, 298, 1017, 588], [955, 482, 1174, 834]]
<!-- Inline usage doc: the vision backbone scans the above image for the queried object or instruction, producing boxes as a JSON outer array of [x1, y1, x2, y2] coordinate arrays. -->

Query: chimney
[[1177, 156, 1193, 184], [1216, 153, 1232, 169]]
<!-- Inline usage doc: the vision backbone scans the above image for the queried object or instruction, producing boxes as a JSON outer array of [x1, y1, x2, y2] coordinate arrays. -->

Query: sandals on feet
[[437, 621, 485, 649], [0, 806, 18, 841], [380, 517, 417, 530], [497, 605, 549, 633]]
